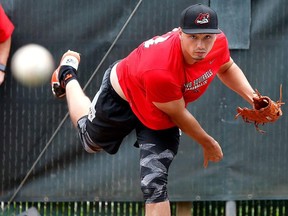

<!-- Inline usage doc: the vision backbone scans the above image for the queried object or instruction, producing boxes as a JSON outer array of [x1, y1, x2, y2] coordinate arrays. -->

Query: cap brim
[[182, 28, 222, 34]]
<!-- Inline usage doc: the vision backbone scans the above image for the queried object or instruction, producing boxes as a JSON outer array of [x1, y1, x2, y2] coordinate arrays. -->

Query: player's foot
[[51, 50, 80, 98]]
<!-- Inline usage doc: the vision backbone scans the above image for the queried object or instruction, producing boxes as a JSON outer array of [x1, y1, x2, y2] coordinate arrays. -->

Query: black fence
[[1, 0, 288, 211]]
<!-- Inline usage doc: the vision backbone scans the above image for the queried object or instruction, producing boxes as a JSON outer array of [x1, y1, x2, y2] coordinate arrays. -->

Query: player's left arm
[[217, 57, 255, 106]]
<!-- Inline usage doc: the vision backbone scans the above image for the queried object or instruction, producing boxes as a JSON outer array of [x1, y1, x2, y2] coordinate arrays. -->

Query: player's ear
[[179, 28, 183, 39]]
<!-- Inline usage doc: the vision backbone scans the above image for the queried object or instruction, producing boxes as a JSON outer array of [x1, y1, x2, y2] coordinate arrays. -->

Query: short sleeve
[[0, 5, 14, 42]]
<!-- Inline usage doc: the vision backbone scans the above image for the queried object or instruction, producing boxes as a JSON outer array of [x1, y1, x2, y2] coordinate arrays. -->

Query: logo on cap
[[195, 13, 210, 25]]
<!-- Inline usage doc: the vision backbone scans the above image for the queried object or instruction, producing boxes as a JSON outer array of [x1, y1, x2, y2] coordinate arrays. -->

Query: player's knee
[[77, 115, 102, 153], [139, 143, 176, 203], [141, 174, 168, 203]]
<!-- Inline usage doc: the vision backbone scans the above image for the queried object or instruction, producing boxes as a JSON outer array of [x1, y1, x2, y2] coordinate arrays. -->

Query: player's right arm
[[0, 5, 14, 85], [153, 98, 223, 167], [0, 36, 12, 85]]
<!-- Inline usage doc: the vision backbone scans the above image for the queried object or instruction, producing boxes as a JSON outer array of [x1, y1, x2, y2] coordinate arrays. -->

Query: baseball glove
[[235, 85, 284, 133]]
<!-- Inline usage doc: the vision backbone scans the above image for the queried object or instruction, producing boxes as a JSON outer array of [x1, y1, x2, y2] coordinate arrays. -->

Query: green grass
[[0, 200, 287, 216]]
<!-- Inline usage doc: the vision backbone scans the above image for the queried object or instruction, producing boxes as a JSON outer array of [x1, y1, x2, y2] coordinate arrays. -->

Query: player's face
[[180, 31, 217, 64]]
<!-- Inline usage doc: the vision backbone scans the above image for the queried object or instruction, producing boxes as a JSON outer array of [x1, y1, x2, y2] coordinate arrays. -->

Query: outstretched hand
[[202, 140, 223, 168]]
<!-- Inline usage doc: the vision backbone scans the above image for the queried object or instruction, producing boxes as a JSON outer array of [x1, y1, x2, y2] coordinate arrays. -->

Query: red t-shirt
[[117, 28, 230, 130], [0, 4, 14, 42]]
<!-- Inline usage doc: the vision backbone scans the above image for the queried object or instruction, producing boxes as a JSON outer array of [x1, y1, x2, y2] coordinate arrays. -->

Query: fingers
[[211, 155, 223, 162], [202, 139, 223, 168], [203, 158, 208, 168], [203, 154, 223, 168]]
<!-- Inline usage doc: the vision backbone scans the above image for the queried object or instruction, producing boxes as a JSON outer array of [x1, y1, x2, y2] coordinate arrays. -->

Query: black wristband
[[58, 65, 78, 87], [0, 64, 6, 73]]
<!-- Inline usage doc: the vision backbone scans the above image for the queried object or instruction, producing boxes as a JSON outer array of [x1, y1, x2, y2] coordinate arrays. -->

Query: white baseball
[[11, 44, 54, 87]]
